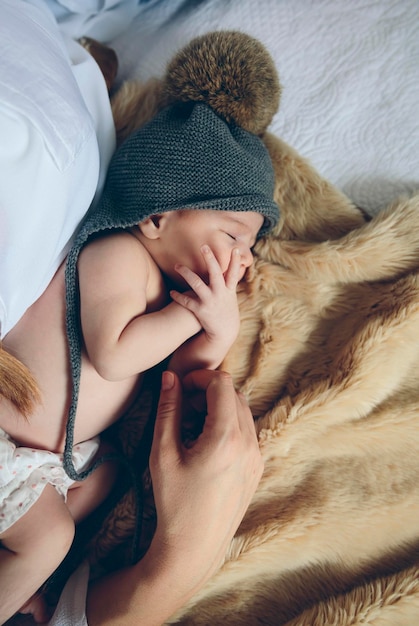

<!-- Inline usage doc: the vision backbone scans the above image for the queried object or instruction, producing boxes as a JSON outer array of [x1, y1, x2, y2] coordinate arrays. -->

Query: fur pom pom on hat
[[163, 30, 281, 135]]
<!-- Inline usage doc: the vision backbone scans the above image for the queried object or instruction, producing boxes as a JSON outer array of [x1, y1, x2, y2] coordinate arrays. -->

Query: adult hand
[[149, 369, 264, 592], [86, 369, 263, 626]]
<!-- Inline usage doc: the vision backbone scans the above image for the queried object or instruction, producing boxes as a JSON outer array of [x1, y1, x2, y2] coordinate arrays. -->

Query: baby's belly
[[0, 354, 141, 452], [72, 360, 142, 446]]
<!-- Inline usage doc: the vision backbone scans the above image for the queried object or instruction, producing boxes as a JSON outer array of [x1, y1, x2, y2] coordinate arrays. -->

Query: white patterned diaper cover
[[0, 428, 99, 534]]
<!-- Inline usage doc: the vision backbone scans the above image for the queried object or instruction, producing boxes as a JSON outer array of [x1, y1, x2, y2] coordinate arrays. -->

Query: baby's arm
[[169, 245, 241, 377], [78, 233, 201, 381]]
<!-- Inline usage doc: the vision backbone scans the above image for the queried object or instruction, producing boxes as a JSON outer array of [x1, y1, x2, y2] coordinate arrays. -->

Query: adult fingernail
[[162, 370, 175, 390]]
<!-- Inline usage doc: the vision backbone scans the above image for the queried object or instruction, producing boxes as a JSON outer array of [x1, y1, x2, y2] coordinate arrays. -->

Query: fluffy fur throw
[[84, 33, 419, 625]]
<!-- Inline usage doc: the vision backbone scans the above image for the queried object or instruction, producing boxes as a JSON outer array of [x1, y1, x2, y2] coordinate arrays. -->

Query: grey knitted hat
[[76, 101, 278, 241], [63, 101, 279, 480]]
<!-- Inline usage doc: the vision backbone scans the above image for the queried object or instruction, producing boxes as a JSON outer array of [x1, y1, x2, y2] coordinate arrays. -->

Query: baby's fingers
[[175, 264, 209, 297], [170, 288, 200, 316], [224, 248, 242, 290], [201, 245, 225, 288]]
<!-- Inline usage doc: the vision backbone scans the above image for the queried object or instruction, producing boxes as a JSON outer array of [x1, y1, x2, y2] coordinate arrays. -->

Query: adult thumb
[[153, 370, 182, 448]]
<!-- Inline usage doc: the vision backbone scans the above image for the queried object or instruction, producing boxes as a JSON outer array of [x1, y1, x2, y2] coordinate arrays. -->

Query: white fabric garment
[[48, 560, 90, 626], [0, 428, 99, 534], [0, 2, 113, 623], [0, 0, 115, 338], [43, 0, 165, 41]]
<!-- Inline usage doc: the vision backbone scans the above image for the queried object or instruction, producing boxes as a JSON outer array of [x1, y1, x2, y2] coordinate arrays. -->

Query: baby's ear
[[138, 214, 166, 239]]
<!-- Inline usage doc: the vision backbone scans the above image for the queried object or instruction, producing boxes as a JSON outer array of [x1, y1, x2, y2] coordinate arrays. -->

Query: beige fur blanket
[[83, 74, 419, 625]]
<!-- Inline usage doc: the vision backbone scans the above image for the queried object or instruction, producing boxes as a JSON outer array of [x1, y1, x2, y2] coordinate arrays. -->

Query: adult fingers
[[182, 369, 230, 395], [183, 371, 256, 433], [235, 390, 259, 438], [182, 369, 259, 440], [192, 370, 240, 438], [151, 371, 183, 454]]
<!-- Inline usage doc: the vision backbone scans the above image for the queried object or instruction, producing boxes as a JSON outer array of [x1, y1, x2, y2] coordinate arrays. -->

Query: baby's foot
[[78, 36, 118, 92]]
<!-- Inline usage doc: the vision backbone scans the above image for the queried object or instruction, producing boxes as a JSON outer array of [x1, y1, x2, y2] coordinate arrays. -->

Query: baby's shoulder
[[78, 229, 158, 293], [80, 229, 147, 264]]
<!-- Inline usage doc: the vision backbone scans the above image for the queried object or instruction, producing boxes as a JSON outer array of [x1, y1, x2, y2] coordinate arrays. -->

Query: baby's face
[[157, 209, 264, 287]]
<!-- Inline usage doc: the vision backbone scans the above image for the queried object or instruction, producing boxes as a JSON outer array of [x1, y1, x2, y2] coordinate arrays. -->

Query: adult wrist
[[140, 534, 207, 611]]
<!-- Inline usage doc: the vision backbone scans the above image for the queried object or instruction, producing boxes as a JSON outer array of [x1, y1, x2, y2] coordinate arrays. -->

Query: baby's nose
[[241, 246, 254, 268]]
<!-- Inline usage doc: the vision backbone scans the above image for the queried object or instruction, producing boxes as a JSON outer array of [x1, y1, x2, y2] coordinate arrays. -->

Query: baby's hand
[[170, 245, 241, 349]]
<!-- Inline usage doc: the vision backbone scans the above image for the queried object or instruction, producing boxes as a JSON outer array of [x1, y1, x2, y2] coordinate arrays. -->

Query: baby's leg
[[0, 484, 74, 624], [67, 443, 119, 524]]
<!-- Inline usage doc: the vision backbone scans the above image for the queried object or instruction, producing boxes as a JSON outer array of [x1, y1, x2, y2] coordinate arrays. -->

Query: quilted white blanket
[[56, 0, 419, 216], [48, 0, 419, 215]]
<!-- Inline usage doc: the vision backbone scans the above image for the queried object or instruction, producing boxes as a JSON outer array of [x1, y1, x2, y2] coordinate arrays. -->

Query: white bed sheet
[[104, 0, 419, 216]]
